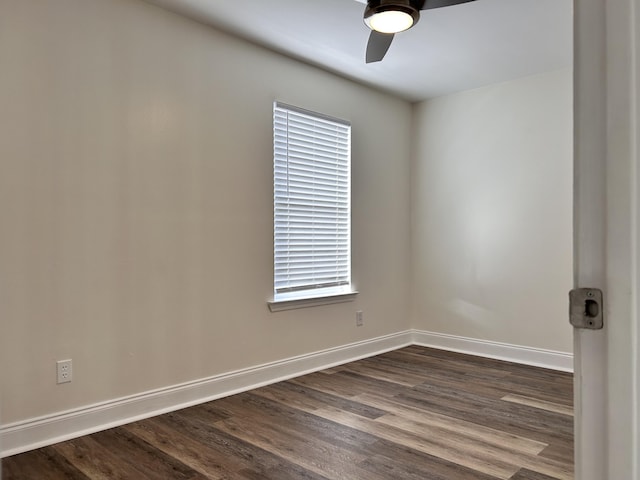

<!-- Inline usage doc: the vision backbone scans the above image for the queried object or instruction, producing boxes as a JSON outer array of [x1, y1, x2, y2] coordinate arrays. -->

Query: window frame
[[268, 102, 357, 312]]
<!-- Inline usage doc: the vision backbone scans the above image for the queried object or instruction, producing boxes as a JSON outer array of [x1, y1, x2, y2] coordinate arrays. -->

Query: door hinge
[[569, 288, 604, 329]]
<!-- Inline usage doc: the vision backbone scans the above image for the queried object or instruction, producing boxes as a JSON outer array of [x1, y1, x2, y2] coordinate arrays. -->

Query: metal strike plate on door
[[569, 288, 604, 329]]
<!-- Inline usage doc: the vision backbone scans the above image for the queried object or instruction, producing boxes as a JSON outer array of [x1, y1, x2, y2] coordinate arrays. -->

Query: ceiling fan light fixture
[[364, 2, 420, 34]]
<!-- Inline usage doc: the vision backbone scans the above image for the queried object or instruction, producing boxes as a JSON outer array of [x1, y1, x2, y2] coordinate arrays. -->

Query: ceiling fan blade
[[366, 31, 395, 63], [418, 0, 476, 10]]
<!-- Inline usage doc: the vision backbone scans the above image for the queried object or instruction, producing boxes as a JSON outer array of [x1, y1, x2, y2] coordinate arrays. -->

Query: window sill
[[268, 290, 359, 312]]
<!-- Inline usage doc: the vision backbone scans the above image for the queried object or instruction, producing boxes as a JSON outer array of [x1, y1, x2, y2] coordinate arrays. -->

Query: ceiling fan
[[358, 0, 477, 63]]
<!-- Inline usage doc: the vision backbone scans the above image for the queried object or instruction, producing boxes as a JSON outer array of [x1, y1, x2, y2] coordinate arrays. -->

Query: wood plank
[[511, 468, 568, 480], [312, 405, 521, 479], [1, 447, 91, 480], [252, 381, 387, 419], [289, 370, 410, 400], [521, 455, 574, 480], [501, 394, 574, 416], [538, 442, 574, 464], [209, 393, 380, 456], [352, 393, 548, 455], [87, 427, 209, 480], [213, 414, 386, 480], [334, 360, 428, 387], [359, 452, 503, 480], [123, 418, 237, 479], [395, 385, 573, 445], [157, 410, 323, 477], [53, 435, 152, 480]]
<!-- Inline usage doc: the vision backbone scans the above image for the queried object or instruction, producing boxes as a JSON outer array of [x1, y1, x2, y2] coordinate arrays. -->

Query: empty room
[[1, 0, 638, 479]]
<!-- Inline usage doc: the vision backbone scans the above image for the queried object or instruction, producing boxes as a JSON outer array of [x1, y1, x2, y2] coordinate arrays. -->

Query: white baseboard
[[1, 329, 573, 458], [0, 331, 412, 458], [412, 330, 573, 372]]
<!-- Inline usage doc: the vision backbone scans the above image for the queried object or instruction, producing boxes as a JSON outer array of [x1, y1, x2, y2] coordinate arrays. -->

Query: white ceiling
[[146, 0, 572, 102]]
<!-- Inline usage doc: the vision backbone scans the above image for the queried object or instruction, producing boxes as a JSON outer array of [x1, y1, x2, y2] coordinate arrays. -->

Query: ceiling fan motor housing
[[364, 0, 421, 31]]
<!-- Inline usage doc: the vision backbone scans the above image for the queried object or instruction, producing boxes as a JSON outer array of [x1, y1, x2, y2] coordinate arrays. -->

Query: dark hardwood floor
[[2, 346, 574, 479]]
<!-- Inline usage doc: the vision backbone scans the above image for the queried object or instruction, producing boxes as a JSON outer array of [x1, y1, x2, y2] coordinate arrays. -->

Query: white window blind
[[273, 102, 352, 300]]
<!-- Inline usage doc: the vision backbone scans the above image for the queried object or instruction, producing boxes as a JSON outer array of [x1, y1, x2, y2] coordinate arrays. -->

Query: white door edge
[[574, 0, 640, 478]]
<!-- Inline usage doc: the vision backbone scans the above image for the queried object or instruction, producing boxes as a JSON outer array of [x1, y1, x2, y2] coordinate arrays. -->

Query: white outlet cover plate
[[56, 359, 72, 384]]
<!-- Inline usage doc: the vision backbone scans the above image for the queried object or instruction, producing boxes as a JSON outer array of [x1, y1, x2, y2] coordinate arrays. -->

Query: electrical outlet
[[356, 310, 364, 327], [56, 359, 72, 384]]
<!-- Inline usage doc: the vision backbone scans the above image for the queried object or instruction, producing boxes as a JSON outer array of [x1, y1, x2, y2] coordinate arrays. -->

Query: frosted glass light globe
[[366, 10, 415, 34]]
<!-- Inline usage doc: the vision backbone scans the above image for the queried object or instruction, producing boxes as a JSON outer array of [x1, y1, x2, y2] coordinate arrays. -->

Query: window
[[270, 102, 355, 310]]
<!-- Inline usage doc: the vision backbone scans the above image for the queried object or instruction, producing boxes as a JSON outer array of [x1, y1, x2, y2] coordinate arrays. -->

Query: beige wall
[[411, 69, 573, 353], [0, 0, 412, 424]]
